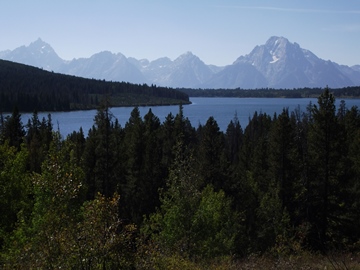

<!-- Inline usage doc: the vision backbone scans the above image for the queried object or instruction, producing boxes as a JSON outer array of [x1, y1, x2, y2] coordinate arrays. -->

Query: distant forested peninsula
[[179, 86, 360, 98], [0, 59, 190, 112]]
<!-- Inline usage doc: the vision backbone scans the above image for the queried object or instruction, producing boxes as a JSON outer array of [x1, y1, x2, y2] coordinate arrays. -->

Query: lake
[[18, 97, 360, 137]]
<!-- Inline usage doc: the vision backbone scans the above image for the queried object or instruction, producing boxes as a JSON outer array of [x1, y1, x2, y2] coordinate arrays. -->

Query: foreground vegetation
[[0, 59, 190, 112], [0, 88, 359, 268]]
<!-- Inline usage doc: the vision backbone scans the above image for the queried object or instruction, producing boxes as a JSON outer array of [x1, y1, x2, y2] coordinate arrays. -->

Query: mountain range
[[1, 36, 359, 89]]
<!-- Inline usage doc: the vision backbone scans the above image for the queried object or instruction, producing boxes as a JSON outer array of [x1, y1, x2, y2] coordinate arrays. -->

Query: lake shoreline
[[16, 97, 360, 137]]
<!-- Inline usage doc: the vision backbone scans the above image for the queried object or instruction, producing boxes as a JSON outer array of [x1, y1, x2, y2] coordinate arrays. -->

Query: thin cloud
[[322, 23, 360, 32], [214, 5, 360, 14]]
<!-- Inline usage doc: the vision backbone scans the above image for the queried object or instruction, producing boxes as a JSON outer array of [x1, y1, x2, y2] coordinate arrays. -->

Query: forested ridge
[[0, 88, 360, 268], [0, 59, 190, 112]]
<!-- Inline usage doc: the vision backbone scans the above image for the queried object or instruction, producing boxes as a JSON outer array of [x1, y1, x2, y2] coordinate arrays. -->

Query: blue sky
[[1, 0, 360, 66]]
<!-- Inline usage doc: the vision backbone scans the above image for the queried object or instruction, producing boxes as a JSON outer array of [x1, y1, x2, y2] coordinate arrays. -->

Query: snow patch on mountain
[[270, 55, 280, 64]]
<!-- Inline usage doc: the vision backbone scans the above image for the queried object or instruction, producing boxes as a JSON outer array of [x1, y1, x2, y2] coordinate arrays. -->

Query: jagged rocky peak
[[264, 36, 295, 63], [265, 36, 289, 47], [174, 51, 208, 69], [175, 51, 197, 62], [1, 38, 65, 71], [92, 50, 113, 57], [138, 58, 150, 66], [28, 38, 56, 54], [150, 57, 172, 66], [30, 37, 46, 46], [181, 51, 195, 57]]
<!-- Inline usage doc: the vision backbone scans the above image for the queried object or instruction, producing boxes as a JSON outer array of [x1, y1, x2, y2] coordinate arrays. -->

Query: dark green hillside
[[0, 59, 190, 112]]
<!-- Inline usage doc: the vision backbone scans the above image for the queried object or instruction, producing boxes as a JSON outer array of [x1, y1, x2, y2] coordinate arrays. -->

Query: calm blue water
[[18, 97, 360, 137]]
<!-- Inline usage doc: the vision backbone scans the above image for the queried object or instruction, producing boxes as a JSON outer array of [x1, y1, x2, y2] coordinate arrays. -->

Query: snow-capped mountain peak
[[0, 37, 359, 89], [231, 36, 357, 88]]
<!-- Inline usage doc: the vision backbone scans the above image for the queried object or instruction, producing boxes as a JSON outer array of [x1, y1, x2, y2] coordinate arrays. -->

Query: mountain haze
[[1, 37, 359, 89]]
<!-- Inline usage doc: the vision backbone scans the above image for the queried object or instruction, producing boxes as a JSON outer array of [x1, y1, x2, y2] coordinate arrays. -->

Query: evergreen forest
[[0, 88, 360, 269], [0, 59, 190, 112], [180, 86, 360, 98]]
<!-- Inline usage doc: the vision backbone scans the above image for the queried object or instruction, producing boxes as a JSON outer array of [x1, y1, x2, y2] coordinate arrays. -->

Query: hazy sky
[[1, 0, 360, 66]]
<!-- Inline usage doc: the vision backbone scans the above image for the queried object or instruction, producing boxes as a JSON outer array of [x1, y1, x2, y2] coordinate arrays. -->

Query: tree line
[[0, 87, 359, 268], [179, 86, 360, 98], [0, 59, 190, 112]]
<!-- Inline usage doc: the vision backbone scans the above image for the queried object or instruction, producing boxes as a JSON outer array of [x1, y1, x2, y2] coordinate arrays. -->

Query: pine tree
[[225, 114, 243, 166], [223, 114, 244, 198], [141, 109, 164, 218], [92, 105, 115, 197], [337, 105, 360, 247], [307, 87, 342, 250], [197, 116, 225, 190], [122, 107, 145, 224], [0, 106, 25, 150], [161, 112, 176, 169], [173, 104, 196, 151], [268, 108, 299, 215], [25, 111, 53, 173], [83, 105, 123, 198]]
